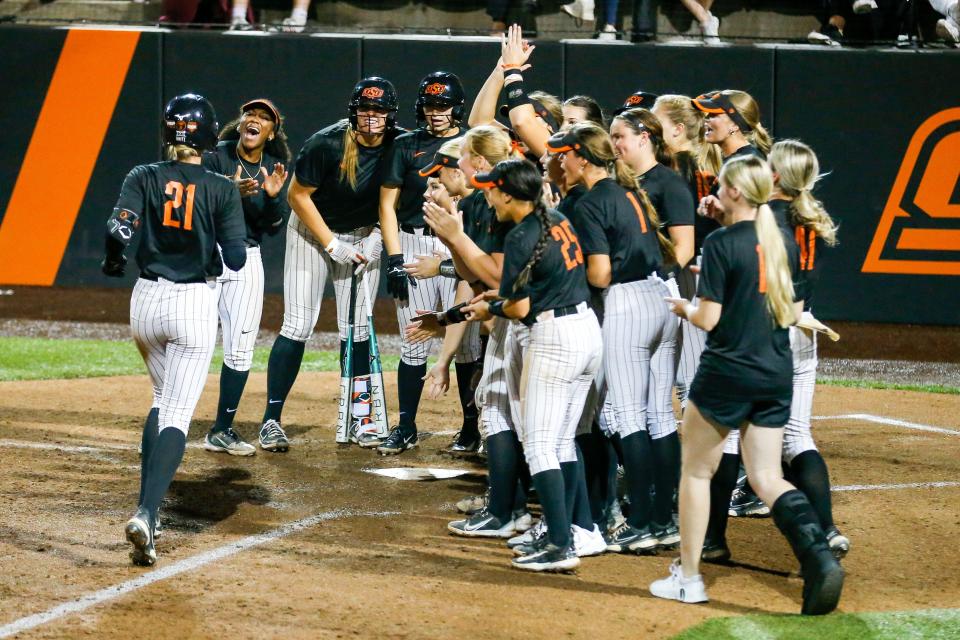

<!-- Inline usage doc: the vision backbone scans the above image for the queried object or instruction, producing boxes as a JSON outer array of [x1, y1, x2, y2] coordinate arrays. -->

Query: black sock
[[790, 451, 836, 530], [620, 432, 655, 529], [576, 429, 610, 524], [530, 469, 571, 548], [706, 452, 740, 544], [454, 361, 480, 439], [263, 335, 305, 423], [138, 407, 159, 506], [606, 435, 621, 519], [142, 428, 187, 522], [771, 489, 831, 566], [561, 446, 593, 530], [211, 364, 249, 434], [396, 361, 427, 432], [650, 431, 680, 525], [341, 339, 370, 377], [486, 431, 520, 521]]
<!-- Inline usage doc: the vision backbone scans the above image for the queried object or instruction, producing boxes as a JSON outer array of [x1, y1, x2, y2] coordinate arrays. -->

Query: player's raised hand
[[501, 24, 535, 69], [423, 201, 463, 241], [261, 163, 287, 198]]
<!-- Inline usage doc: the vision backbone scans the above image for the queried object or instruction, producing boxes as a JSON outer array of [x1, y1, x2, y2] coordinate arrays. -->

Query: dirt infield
[[1, 372, 958, 639]]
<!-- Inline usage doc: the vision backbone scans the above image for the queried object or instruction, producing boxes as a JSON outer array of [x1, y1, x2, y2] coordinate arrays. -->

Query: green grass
[[818, 377, 960, 395], [673, 608, 960, 640], [0, 336, 403, 382]]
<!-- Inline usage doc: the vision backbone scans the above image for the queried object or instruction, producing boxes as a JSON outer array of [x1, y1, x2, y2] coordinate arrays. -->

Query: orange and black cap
[[613, 90, 659, 115], [418, 152, 459, 177], [241, 98, 283, 134], [470, 162, 541, 200], [499, 99, 559, 133], [545, 129, 605, 167], [693, 91, 753, 133]]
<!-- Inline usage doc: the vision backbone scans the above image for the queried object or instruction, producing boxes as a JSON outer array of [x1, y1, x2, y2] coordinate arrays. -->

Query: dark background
[[1, 26, 958, 324]]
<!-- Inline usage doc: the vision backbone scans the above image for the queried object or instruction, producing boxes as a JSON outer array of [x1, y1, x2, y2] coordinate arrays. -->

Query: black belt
[[400, 223, 436, 236], [523, 304, 583, 326], [140, 273, 207, 284]]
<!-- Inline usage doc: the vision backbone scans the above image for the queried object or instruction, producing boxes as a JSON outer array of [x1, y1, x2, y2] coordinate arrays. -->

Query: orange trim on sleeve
[[0, 30, 140, 285]]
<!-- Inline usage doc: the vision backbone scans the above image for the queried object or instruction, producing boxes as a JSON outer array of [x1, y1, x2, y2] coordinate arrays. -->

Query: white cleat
[[650, 559, 709, 604]]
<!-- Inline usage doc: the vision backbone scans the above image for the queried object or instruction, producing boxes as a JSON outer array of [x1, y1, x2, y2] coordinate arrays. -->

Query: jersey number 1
[[163, 181, 196, 231], [551, 220, 584, 271]]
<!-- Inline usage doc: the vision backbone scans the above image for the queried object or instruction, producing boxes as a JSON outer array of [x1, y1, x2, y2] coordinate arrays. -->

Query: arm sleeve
[[696, 235, 727, 303], [573, 201, 610, 256], [107, 167, 146, 245]]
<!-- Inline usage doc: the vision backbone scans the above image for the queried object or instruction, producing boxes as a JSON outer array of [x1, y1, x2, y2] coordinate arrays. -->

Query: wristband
[[440, 302, 468, 326], [439, 259, 457, 278], [505, 79, 530, 111], [503, 68, 524, 81], [488, 299, 509, 319]]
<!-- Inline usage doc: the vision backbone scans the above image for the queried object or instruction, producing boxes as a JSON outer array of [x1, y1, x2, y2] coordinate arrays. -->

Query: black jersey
[[114, 161, 246, 282], [382, 128, 463, 226], [769, 199, 826, 312], [695, 220, 802, 397], [499, 209, 590, 322], [294, 120, 396, 232], [202, 140, 289, 246], [557, 184, 586, 221], [459, 190, 510, 254], [573, 178, 663, 283], [639, 163, 695, 228]]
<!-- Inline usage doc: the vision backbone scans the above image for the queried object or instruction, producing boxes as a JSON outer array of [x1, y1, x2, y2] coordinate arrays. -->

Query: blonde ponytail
[[749, 122, 773, 156], [165, 144, 199, 162], [721, 155, 795, 327], [339, 120, 359, 190], [769, 139, 838, 246]]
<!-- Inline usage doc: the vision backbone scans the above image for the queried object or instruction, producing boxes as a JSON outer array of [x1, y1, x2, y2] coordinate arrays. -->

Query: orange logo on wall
[[862, 108, 960, 275]]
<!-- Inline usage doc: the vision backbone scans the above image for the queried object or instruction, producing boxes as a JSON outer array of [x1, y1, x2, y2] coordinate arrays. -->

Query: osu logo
[[626, 95, 643, 105], [424, 83, 446, 96], [863, 108, 960, 275], [361, 86, 384, 99]]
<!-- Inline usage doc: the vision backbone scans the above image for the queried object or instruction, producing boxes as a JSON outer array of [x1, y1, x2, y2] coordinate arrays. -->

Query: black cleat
[[801, 550, 845, 615], [701, 538, 732, 564], [377, 427, 418, 455], [511, 542, 579, 573], [125, 507, 156, 567]]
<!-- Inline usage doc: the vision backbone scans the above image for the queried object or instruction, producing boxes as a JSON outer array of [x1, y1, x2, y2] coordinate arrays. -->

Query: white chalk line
[[812, 413, 960, 435], [834, 481, 960, 492], [0, 509, 397, 639]]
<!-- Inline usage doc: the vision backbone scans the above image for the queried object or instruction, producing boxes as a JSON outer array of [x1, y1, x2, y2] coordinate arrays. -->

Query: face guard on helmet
[[349, 77, 399, 135], [415, 71, 465, 133]]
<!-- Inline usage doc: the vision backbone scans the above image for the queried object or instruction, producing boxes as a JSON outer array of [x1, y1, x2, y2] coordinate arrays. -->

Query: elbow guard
[[221, 241, 247, 271], [106, 208, 141, 245]]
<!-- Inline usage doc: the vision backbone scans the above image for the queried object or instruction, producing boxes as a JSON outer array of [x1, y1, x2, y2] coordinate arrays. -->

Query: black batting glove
[[386, 254, 414, 302], [101, 254, 127, 278]]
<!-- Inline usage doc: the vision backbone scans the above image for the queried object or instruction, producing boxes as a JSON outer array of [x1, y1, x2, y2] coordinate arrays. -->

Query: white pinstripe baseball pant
[[131, 277, 220, 436], [217, 246, 263, 372], [676, 261, 707, 408], [279, 216, 382, 343], [603, 278, 678, 440], [519, 307, 603, 476], [476, 316, 523, 438], [396, 228, 482, 365]]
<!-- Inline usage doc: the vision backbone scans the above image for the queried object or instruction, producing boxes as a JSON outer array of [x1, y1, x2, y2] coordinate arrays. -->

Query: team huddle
[[103, 25, 847, 616]]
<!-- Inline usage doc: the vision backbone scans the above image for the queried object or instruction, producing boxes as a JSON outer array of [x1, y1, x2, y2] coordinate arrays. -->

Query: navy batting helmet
[[163, 93, 219, 152]]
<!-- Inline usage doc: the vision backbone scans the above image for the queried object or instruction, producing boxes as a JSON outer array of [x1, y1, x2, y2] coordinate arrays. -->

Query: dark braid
[[512, 200, 553, 294]]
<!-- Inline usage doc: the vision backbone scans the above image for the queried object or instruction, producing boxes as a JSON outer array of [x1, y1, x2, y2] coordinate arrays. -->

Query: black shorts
[[688, 375, 791, 430]]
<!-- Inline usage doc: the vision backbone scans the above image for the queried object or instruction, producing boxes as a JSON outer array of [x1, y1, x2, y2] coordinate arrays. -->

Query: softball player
[[651, 155, 844, 615], [200, 98, 290, 456], [102, 94, 247, 566], [464, 158, 602, 572], [548, 123, 679, 552], [258, 77, 400, 451], [693, 89, 774, 548], [378, 71, 482, 456]]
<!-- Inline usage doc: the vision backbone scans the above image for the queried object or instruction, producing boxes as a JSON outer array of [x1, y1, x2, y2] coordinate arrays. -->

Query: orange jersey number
[[551, 219, 584, 271], [162, 181, 196, 231], [795, 226, 817, 271], [756, 244, 767, 293]]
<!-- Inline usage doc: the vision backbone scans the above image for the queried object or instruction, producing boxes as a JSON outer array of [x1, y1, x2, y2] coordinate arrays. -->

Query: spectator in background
[[159, 0, 251, 27], [489, 0, 510, 33], [808, 0, 849, 45], [631, 0, 657, 42], [679, 0, 720, 44], [280, 0, 311, 32], [931, 0, 960, 43]]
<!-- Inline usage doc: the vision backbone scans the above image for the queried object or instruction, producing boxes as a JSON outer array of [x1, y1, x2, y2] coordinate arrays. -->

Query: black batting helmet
[[415, 71, 465, 125], [614, 90, 659, 116], [163, 93, 218, 152], [348, 77, 399, 130]]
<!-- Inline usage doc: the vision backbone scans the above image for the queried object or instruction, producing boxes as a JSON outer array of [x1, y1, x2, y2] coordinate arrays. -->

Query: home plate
[[364, 467, 475, 481]]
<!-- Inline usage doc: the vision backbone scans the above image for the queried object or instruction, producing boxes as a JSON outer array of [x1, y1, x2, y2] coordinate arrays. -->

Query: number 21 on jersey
[[551, 219, 584, 271], [162, 181, 196, 231]]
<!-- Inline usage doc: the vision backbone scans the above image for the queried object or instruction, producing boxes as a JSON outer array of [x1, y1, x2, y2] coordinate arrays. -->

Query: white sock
[[231, 6, 247, 22], [290, 7, 308, 23]]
